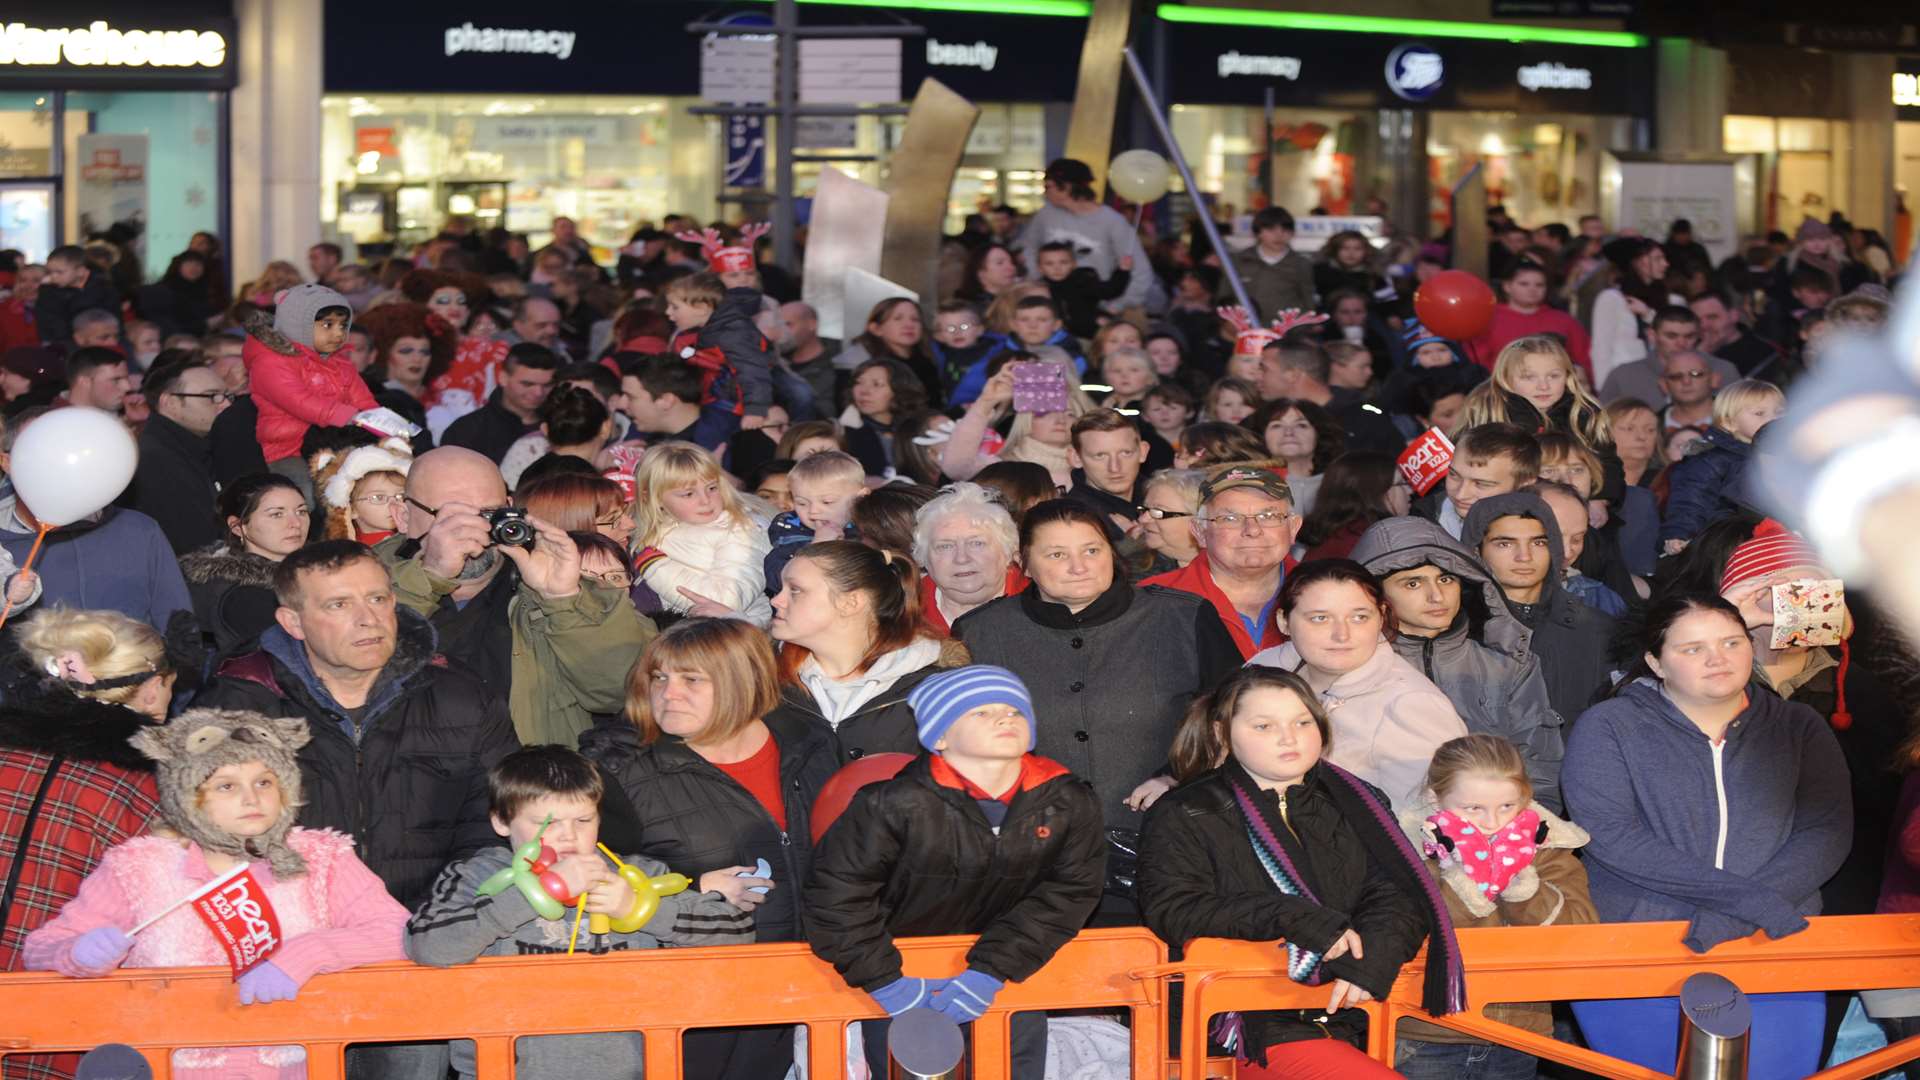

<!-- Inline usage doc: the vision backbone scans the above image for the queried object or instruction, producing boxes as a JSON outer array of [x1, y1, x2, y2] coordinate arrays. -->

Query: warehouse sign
[[0, 21, 225, 68]]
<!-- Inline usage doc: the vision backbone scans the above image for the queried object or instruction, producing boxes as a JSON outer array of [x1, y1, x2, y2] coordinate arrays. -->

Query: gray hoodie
[[1351, 516, 1567, 811], [1461, 491, 1620, 724]]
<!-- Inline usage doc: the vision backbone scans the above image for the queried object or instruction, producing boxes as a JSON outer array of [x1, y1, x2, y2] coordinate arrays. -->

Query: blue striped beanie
[[907, 665, 1036, 752], [1402, 320, 1450, 354]]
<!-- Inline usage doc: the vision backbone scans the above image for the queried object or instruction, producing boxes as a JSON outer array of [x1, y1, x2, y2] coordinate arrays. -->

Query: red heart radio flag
[[1397, 427, 1454, 496], [190, 866, 283, 979]]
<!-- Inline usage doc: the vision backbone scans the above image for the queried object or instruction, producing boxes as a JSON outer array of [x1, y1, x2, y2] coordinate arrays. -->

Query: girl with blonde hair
[[1461, 334, 1626, 515], [630, 441, 773, 626], [941, 349, 1094, 488]]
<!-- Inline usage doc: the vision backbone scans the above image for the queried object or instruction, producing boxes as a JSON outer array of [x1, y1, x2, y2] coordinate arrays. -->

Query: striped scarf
[[1211, 760, 1468, 1057]]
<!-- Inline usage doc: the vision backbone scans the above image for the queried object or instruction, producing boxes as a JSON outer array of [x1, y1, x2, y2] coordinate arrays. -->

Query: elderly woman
[[911, 482, 1029, 634], [1137, 468, 1204, 577]]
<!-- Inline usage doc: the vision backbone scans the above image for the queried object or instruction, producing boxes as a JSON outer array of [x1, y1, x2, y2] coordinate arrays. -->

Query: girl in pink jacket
[[245, 284, 377, 469], [25, 708, 408, 1080]]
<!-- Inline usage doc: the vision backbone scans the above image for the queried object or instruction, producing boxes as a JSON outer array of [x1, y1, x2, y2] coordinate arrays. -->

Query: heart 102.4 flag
[[190, 866, 283, 978], [1397, 427, 1454, 496]]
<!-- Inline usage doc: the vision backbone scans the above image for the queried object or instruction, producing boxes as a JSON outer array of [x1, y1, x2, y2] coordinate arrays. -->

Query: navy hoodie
[[1562, 678, 1850, 952], [0, 498, 192, 632]]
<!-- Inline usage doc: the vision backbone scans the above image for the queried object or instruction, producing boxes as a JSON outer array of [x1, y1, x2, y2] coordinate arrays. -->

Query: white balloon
[[1108, 149, 1172, 204], [10, 407, 138, 527]]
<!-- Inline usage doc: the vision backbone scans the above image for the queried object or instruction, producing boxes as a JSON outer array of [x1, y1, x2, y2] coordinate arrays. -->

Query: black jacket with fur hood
[[178, 544, 280, 659], [0, 659, 162, 969], [194, 607, 520, 909]]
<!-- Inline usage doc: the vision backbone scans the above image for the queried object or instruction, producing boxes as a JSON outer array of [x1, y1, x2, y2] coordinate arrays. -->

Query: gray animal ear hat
[[130, 708, 311, 877]]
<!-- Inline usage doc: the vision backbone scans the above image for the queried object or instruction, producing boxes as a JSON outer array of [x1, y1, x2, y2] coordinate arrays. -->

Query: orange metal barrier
[[1170, 914, 1920, 1080], [0, 928, 1166, 1079], [7, 915, 1920, 1079]]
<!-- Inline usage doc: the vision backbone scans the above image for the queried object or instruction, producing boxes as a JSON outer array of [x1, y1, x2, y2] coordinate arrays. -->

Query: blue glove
[[236, 961, 300, 1005], [68, 927, 132, 975], [930, 969, 1004, 1023], [868, 976, 942, 1017]]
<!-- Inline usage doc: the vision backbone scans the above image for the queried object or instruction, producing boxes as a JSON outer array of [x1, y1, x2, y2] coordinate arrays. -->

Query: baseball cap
[[1199, 465, 1292, 505]]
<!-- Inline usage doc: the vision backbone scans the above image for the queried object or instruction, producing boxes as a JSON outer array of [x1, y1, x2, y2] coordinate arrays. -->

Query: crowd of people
[[0, 154, 1910, 1080]]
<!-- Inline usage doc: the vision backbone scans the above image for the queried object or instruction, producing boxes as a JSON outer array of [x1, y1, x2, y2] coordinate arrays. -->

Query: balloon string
[[0, 523, 52, 633], [567, 895, 587, 956]]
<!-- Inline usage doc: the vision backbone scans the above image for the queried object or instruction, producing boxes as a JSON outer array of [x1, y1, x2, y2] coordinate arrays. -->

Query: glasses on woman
[[1141, 507, 1192, 520], [580, 569, 633, 588]]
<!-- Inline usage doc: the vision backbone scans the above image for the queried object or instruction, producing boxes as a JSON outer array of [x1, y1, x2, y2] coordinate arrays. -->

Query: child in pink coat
[[25, 708, 408, 1080], [244, 284, 378, 475]]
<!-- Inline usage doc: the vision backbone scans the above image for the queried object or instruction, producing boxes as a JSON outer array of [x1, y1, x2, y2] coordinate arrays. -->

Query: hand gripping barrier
[[6, 916, 1920, 1079], [0, 927, 1167, 1079]]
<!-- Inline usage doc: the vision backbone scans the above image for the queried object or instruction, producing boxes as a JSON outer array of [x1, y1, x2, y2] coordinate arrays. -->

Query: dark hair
[[1408, 369, 1476, 423], [517, 453, 599, 490], [568, 529, 630, 570], [1169, 666, 1329, 783], [504, 342, 561, 372], [1142, 381, 1195, 411], [850, 357, 930, 417], [748, 458, 796, 490], [219, 473, 305, 553], [1455, 423, 1542, 484], [1650, 305, 1699, 331], [1245, 398, 1345, 474], [1014, 294, 1061, 319], [890, 411, 949, 487], [1689, 289, 1735, 312], [311, 242, 343, 261], [1180, 420, 1266, 466], [143, 357, 210, 402], [487, 745, 604, 822], [1297, 451, 1397, 548], [855, 298, 934, 372], [272, 539, 384, 607], [64, 346, 125, 383], [1609, 592, 1748, 694], [851, 484, 937, 557], [972, 460, 1057, 522], [1043, 157, 1097, 201], [1651, 510, 1764, 597], [46, 244, 85, 268], [630, 354, 702, 403], [960, 244, 1018, 301], [556, 361, 621, 401], [1069, 407, 1139, 450], [778, 541, 927, 684], [1277, 558, 1391, 636], [1016, 499, 1114, 561], [1252, 206, 1296, 234], [540, 383, 611, 447], [1037, 241, 1076, 258], [1270, 338, 1331, 383], [936, 298, 983, 318], [1789, 263, 1837, 295]]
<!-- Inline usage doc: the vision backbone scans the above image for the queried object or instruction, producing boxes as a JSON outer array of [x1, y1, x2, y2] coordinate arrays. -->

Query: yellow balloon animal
[[587, 843, 692, 936]]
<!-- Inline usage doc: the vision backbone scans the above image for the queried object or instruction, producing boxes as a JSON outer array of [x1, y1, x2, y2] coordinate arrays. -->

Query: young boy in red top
[[805, 665, 1105, 1076]]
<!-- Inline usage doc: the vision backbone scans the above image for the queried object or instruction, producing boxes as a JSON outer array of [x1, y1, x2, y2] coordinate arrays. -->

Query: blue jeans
[[1572, 991, 1825, 1080], [1394, 1038, 1538, 1080]]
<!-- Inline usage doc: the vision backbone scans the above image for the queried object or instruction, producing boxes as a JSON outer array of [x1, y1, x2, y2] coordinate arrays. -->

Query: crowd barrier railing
[[6, 915, 1920, 1079]]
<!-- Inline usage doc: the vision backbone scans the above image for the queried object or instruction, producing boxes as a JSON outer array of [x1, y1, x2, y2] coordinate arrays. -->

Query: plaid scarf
[[1211, 760, 1467, 1057]]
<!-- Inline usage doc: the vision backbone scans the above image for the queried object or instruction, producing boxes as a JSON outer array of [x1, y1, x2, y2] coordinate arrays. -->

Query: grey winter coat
[[1563, 678, 1851, 953], [1351, 516, 1567, 811], [1462, 491, 1619, 725]]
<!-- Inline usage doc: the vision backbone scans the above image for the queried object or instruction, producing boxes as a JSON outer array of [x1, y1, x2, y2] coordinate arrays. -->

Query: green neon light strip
[[770, 0, 1093, 16], [1157, 5, 1647, 48]]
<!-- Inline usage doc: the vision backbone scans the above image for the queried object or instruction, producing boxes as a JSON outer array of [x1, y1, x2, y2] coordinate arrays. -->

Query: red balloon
[[1413, 270, 1497, 342], [810, 753, 915, 845]]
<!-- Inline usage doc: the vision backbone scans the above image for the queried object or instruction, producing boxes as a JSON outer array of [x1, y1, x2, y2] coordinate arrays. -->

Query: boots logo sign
[[926, 40, 998, 71], [1385, 43, 1444, 102]]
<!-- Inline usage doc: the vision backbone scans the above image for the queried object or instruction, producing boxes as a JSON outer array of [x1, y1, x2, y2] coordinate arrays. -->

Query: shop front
[[1156, 9, 1649, 238], [1722, 45, 1856, 239], [1892, 57, 1920, 258], [0, 1, 234, 277], [321, 0, 1089, 253]]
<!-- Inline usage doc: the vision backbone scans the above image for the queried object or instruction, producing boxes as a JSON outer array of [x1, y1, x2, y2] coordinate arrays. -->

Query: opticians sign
[[0, 17, 235, 87], [1895, 62, 1920, 119], [1518, 62, 1592, 90]]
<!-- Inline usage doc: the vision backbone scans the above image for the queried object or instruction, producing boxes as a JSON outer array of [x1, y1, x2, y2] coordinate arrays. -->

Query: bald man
[[375, 447, 656, 736]]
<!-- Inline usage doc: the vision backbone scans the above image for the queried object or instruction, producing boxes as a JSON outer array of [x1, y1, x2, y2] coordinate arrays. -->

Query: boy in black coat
[[805, 665, 1105, 1076], [1036, 241, 1132, 340]]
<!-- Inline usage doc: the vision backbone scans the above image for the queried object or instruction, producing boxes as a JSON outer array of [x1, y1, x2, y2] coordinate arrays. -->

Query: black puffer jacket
[[1137, 764, 1429, 1050], [805, 753, 1105, 991], [178, 545, 280, 658], [580, 708, 840, 944], [765, 638, 970, 763], [193, 607, 519, 909], [953, 579, 1242, 828]]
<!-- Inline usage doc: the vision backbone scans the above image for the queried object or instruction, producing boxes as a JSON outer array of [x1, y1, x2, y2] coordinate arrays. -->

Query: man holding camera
[[377, 445, 658, 745]]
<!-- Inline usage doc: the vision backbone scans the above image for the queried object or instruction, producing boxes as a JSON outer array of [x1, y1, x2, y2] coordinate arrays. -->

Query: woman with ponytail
[[1138, 666, 1464, 1078], [766, 540, 969, 761]]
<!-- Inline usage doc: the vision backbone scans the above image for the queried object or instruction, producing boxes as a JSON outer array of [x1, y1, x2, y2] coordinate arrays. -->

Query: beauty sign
[[1397, 427, 1454, 496]]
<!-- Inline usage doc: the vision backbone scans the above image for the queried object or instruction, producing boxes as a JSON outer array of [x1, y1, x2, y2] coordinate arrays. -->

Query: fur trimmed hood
[[0, 656, 157, 771], [241, 305, 302, 358], [179, 544, 278, 588]]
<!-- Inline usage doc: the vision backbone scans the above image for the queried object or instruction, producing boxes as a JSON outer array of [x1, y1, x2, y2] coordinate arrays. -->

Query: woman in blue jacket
[[1562, 592, 1851, 1079]]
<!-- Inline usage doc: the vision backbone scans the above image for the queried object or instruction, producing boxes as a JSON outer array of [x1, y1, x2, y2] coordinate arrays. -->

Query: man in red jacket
[[1142, 465, 1298, 659]]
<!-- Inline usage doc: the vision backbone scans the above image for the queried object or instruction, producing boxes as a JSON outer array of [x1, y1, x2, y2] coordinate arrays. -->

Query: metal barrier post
[[1676, 972, 1752, 1080]]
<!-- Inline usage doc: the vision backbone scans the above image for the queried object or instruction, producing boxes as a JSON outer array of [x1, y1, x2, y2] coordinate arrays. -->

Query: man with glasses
[[120, 357, 231, 554], [377, 446, 655, 744], [1597, 305, 1739, 406], [1657, 349, 1724, 434], [1142, 466, 1301, 659]]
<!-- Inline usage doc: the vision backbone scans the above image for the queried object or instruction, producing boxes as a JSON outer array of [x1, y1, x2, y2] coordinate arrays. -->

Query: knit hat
[[1402, 320, 1450, 356], [1795, 215, 1833, 243], [1720, 519, 1852, 731], [1, 345, 62, 386], [907, 665, 1036, 752], [272, 284, 354, 349], [129, 708, 312, 877]]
